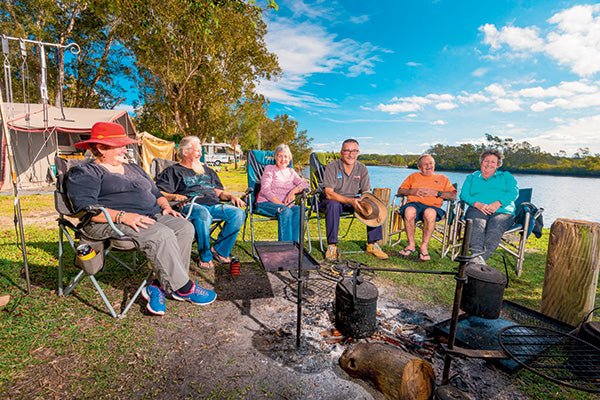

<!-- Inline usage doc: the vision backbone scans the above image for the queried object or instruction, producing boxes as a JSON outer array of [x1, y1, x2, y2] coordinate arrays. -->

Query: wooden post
[[373, 188, 391, 245], [540, 219, 600, 326]]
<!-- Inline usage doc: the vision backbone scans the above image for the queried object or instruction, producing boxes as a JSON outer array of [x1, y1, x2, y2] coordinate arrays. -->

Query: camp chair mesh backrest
[[309, 152, 340, 192], [55, 157, 92, 218], [150, 158, 178, 181], [246, 150, 292, 205]]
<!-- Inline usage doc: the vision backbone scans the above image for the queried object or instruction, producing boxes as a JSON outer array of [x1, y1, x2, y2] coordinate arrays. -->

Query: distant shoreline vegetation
[[357, 135, 600, 178]]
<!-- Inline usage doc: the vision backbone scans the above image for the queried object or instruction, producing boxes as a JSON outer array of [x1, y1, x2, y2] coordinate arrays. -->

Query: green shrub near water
[[0, 170, 598, 399]]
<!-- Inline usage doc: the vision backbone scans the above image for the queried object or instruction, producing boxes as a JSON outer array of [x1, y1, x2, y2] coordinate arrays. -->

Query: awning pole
[[0, 86, 31, 293]]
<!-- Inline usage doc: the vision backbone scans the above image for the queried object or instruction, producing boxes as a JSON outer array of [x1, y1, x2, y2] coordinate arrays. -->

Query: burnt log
[[339, 342, 435, 400]]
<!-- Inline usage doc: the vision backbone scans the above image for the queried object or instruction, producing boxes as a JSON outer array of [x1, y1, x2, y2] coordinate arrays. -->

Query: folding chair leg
[[119, 270, 153, 318], [316, 212, 325, 253], [63, 270, 86, 297]]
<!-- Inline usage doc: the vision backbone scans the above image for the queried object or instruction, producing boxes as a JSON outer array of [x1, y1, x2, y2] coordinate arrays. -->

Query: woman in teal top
[[460, 149, 519, 262]]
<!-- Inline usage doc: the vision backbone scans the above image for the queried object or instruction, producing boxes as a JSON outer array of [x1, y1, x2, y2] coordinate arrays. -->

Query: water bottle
[[230, 257, 241, 277]]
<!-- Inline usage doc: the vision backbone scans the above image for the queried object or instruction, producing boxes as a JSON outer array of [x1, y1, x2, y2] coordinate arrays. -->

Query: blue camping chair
[[242, 150, 311, 258], [450, 187, 544, 276]]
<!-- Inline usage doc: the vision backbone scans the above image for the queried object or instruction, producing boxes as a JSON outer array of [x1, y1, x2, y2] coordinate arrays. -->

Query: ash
[[251, 270, 528, 400]]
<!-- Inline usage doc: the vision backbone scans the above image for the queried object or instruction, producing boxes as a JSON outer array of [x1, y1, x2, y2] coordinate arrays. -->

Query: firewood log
[[339, 342, 435, 400]]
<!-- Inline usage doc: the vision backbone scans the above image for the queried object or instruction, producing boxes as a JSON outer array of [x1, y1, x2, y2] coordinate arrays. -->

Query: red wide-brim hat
[[74, 121, 138, 149]]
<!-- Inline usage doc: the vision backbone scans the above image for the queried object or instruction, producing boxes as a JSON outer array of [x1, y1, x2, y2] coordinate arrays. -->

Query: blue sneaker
[[141, 284, 166, 316], [171, 281, 217, 305]]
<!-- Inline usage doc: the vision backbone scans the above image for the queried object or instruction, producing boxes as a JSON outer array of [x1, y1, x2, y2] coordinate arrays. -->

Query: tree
[[0, 0, 133, 108], [115, 0, 280, 139]]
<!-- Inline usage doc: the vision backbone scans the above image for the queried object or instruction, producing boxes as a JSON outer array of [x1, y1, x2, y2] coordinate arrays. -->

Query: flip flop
[[211, 247, 231, 264], [419, 252, 431, 262], [198, 260, 214, 270], [398, 247, 416, 258]]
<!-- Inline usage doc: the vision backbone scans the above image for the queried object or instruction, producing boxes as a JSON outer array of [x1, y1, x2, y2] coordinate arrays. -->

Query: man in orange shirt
[[397, 154, 456, 261]]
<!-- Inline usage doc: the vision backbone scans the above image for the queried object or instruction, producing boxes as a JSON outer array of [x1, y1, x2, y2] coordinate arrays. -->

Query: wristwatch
[[436, 191, 443, 198]]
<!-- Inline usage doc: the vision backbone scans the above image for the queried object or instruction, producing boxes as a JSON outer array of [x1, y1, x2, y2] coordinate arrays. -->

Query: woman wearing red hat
[[66, 122, 216, 316]]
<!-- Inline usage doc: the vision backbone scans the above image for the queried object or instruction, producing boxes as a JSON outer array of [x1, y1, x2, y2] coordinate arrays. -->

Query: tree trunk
[[339, 343, 435, 400], [540, 218, 600, 326]]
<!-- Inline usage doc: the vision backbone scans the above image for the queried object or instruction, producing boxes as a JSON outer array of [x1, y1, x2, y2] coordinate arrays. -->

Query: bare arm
[[324, 187, 364, 212], [215, 188, 246, 208]]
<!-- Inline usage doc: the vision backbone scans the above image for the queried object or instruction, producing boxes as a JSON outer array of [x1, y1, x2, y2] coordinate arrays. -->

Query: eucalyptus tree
[[115, 0, 280, 140], [0, 0, 132, 109]]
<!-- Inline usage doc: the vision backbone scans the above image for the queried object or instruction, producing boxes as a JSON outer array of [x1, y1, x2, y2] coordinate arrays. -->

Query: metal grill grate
[[499, 325, 600, 393]]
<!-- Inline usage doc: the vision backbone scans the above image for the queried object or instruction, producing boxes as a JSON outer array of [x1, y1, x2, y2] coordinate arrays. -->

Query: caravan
[[201, 140, 240, 166]]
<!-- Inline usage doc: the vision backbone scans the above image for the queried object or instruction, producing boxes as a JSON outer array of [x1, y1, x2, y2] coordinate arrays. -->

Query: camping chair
[[242, 149, 311, 258], [55, 156, 152, 318], [307, 152, 359, 255], [387, 183, 458, 258], [449, 188, 543, 276], [150, 157, 223, 236]]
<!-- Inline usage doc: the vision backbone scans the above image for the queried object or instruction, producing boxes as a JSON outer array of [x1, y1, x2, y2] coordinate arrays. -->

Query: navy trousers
[[321, 199, 382, 245]]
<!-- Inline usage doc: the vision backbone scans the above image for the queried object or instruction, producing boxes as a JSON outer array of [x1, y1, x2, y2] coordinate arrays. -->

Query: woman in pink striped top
[[256, 144, 308, 241]]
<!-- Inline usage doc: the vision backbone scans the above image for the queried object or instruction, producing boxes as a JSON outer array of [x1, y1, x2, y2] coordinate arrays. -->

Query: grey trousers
[[465, 208, 515, 260], [83, 214, 194, 293]]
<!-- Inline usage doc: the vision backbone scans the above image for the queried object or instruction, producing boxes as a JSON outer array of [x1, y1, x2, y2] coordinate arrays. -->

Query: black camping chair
[[307, 152, 359, 254], [151, 157, 224, 235], [55, 156, 152, 318], [449, 187, 544, 276], [388, 183, 458, 258]]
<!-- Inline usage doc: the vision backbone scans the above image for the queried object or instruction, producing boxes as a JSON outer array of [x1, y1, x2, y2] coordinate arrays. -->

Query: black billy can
[[335, 274, 378, 338], [460, 262, 507, 319]]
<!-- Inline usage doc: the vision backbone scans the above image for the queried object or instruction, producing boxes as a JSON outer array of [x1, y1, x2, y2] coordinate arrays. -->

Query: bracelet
[[115, 210, 125, 224]]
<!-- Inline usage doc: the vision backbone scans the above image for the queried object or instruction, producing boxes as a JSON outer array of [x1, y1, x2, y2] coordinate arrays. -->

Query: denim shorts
[[397, 201, 446, 222]]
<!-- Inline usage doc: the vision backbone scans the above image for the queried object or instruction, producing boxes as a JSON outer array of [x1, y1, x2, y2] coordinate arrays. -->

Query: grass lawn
[[0, 167, 598, 399]]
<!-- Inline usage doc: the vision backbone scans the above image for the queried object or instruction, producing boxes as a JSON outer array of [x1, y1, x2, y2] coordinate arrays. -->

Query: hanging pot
[[335, 274, 378, 338], [460, 262, 507, 319]]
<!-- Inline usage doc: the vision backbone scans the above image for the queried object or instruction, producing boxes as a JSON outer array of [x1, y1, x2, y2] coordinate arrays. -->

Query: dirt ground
[[118, 262, 529, 400], [2, 193, 530, 399]]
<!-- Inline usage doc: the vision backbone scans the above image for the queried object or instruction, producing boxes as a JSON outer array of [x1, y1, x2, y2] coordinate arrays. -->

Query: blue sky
[[255, 1, 600, 155]]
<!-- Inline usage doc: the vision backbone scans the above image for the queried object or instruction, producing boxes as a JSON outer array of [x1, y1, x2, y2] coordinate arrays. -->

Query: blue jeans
[[182, 203, 246, 262], [465, 207, 515, 260], [256, 201, 301, 242]]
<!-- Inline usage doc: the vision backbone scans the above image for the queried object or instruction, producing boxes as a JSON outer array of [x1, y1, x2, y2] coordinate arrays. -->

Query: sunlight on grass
[[0, 170, 598, 399]]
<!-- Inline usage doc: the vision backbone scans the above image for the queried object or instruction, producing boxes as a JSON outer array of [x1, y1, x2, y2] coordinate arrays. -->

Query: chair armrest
[[83, 205, 125, 237]]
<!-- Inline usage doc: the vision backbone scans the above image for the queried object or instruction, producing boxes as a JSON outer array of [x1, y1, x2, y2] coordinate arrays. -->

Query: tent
[[0, 103, 137, 190], [137, 131, 176, 175]]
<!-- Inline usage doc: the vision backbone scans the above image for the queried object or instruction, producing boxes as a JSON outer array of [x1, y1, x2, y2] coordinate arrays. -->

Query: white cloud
[[114, 104, 135, 115], [458, 92, 490, 103], [472, 68, 488, 77], [431, 120, 447, 125], [481, 4, 600, 77], [350, 14, 369, 24], [435, 102, 458, 110], [406, 61, 422, 67], [258, 17, 388, 106], [377, 102, 423, 114], [494, 98, 522, 112], [480, 23, 544, 51], [485, 83, 507, 97], [527, 114, 600, 154]]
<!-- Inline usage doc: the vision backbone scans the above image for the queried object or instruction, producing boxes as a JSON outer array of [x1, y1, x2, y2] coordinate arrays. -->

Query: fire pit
[[499, 325, 600, 393]]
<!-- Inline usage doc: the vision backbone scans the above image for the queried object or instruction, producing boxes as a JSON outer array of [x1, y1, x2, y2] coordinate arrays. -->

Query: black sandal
[[398, 247, 416, 258]]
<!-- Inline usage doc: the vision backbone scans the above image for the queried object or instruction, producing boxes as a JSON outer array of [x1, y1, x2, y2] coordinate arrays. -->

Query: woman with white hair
[[256, 144, 308, 242], [460, 148, 519, 262], [156, 136, 246, 269]]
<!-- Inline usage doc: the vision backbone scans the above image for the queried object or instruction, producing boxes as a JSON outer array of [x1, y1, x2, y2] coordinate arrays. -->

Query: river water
[[366, 166, 599, 224]]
